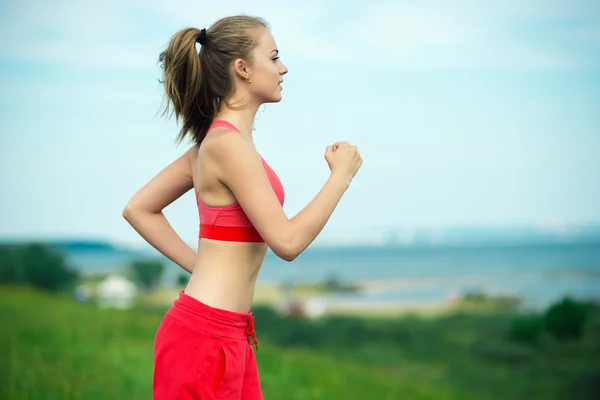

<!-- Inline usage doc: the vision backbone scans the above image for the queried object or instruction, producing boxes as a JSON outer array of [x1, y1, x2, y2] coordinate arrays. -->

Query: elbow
[[121, 203, 138, 222], [122, 205, 131, 221], [265, 225, 304, 262], [274, 237, 302, 262], [122, 207, 130, 221], [279, 250, 298, 263]]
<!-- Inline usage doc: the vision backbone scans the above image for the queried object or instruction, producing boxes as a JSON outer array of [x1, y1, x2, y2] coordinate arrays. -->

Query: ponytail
[[159, 28, 214, 145]]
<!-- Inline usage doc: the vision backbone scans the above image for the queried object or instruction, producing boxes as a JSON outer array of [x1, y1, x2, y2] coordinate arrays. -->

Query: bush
[[510, 314, 544, 343], [0, 245, 26, 283], [470, 339, 533, 364], [176, 273, 189, 287], [0, 243, 79, 291], [461, 290, 488, 303], [568, 368, 600, 400], [129, 259, 164, 291], [543, 296, 588, 341]]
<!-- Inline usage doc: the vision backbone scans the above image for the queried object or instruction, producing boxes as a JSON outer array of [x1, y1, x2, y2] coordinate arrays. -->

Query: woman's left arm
[[122, 147, 198, 274]]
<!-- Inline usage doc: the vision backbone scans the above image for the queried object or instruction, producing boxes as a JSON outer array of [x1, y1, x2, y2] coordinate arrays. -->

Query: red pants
[[153, 290, 263, 399]]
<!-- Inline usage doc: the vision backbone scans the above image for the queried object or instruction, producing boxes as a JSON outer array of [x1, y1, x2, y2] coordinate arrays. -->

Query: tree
[[543, 296, 588, 341], [0, 245, 26, 283], [176, 273, 189, 287], [0, 243, 79, 292], [129, 259, 165, 291]]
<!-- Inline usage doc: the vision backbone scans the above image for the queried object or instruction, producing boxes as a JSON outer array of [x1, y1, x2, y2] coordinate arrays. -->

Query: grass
[[1, 285, 599, 399]]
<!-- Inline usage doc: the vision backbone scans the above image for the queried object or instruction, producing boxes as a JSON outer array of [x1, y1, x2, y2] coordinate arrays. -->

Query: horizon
[[3, 221, 600, 252]]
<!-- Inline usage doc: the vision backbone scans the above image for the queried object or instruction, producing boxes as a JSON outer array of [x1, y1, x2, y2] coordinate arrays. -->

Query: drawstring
[[246, 316, 259, 351]]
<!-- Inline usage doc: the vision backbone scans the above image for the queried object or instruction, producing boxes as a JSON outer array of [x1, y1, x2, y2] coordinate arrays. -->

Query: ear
[[233, 58, 251, 81]]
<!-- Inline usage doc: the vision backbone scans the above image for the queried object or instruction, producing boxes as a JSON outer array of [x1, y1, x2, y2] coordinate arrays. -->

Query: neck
[[214, 96, 261, 141]]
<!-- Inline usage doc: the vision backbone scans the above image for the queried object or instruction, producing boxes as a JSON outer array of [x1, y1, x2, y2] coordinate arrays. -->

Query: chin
[[258, 89, 283, 104], [265, 94, 283, 103]]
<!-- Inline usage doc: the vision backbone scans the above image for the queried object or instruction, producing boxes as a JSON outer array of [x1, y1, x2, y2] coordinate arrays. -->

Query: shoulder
[[201, 127, 256, 161], [183, 144, 199, 162]]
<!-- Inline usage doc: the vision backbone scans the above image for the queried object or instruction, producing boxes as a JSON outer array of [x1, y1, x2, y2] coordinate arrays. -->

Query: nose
[[280, 62, 289, 76]]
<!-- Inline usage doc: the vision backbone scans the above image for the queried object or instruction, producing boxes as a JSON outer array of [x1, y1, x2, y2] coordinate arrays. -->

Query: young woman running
[[122, 15, 362, 400]]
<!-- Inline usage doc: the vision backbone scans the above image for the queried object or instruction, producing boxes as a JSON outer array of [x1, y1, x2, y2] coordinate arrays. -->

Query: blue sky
[[1, 0, 599, 247]]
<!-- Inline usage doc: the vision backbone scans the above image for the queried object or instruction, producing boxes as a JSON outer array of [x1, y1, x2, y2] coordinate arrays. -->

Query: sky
[[1, 0, 599, 247]]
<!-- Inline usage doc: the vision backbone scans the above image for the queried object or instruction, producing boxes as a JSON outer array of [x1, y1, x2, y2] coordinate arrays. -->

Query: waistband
[[166, 290, 259, 350], [199, 223, 265, 242]]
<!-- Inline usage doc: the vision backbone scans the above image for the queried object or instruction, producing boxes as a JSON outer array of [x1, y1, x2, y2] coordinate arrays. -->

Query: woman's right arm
[[206, 132, 362, 261]]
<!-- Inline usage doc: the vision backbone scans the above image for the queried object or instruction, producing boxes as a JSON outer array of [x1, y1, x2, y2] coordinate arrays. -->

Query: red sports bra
[[197, 120, 285, 242]]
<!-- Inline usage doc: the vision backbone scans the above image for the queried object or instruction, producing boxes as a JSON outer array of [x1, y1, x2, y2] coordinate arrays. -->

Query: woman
[[123, 15, 362, 400]]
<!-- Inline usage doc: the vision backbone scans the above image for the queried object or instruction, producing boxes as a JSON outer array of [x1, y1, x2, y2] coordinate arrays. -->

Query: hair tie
[[197, 28, 207, 45]]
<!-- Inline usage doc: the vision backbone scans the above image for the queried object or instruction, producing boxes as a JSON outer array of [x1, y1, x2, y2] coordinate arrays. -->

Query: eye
[[272, 57, 280, 62]]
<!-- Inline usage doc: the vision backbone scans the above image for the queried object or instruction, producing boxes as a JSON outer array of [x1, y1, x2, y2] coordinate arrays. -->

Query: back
[[184, 121, 273, 312]]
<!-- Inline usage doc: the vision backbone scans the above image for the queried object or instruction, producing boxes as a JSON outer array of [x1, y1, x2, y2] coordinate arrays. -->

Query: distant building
[[277, 297, 306, 318], [305, 296, 328, 318], [97, 274, 137, 309], [74, 285, 92, 303]]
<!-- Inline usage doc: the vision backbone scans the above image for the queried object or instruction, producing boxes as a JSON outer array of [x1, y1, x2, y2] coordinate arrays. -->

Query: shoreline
[[252, 279, 459, 317], [83, 274, 598, 317]]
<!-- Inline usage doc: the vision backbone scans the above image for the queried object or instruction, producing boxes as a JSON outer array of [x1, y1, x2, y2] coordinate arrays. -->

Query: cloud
[[0, 0, 347, 68], [570, 25, 600, 44], [0, 0, 162, 69], [343, 1, 600, 69], [141, 0, 354, 63], [353, 6, 476, 51], [1, 0, 598, 72]]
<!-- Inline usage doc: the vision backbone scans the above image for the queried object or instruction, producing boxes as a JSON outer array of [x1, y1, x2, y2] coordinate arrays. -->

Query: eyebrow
[[271, 49, 279, 55]]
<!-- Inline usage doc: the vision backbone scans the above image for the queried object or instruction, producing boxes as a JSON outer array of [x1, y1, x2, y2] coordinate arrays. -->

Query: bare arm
[[209, 133, 361, 261], [122, 147, 198, 273]]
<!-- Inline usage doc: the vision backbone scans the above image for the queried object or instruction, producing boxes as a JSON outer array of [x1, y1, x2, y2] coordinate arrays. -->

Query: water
[[260, 243, 600, 281], [259, 242, 600, 308], [66, 241, 600, 309]]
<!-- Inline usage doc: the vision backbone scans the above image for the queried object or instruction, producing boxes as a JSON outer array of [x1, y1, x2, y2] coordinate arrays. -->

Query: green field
[[1, 286, 598, 400]]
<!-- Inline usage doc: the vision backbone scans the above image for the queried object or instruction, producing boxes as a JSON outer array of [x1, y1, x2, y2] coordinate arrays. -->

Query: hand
[[324, 141, 363, 182]]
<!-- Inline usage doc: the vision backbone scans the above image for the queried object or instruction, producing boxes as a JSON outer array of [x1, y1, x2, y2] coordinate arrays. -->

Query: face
[[241, 28, 288, 104]]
